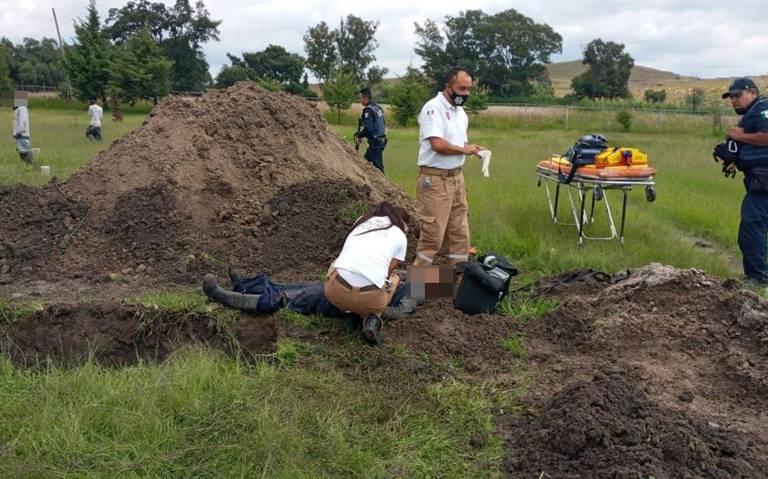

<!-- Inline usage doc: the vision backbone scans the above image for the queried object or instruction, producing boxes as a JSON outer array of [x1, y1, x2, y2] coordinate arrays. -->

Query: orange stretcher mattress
[[537, 155, 656, 181]]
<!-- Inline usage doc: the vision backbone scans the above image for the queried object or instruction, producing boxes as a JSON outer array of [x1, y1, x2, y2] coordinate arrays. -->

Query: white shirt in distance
[[89, 104, 103, 127]]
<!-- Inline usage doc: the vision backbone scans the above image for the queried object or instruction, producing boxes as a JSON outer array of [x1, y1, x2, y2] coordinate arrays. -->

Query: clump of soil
[[0, 82, 415, 289], [505, 374, 768, 478], [0, 303, 276, 365], [516, 263, 768, 476]]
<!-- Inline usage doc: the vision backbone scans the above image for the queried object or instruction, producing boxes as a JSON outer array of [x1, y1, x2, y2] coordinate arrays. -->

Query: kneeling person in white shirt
[[324, 201, 410, 345]]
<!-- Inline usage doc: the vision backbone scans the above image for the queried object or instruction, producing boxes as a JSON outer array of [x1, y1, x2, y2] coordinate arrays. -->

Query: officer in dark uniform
[[722, 78, 768, 284], [355, 87, 387, 173]]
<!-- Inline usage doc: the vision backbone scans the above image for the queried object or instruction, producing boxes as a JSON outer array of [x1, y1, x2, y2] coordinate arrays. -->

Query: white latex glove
[[478, 149, 492, 178]]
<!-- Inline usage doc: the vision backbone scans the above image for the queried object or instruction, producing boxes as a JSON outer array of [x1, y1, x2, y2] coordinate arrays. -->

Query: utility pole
[[51, 8, 72, 100]]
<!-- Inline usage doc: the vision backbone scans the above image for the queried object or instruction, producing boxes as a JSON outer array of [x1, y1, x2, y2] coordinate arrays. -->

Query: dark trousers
[[738, 192, 768, 281], [364, 145, 385, 173]]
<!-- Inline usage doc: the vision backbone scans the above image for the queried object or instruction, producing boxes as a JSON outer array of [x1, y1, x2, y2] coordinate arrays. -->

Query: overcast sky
[[2, 0, 767, 79]]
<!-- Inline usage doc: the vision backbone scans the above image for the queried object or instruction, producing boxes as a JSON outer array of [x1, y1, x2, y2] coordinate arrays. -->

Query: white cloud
[[2, 0, 767, 80]]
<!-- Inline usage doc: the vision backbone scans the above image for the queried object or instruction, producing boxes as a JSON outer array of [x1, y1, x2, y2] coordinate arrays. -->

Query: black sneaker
[[361, 314, 383, 346]]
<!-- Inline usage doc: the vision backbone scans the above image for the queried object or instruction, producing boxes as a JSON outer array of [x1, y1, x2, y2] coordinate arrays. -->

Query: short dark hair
[[444, 67, 473, 87], [359, 87, 372, 99]]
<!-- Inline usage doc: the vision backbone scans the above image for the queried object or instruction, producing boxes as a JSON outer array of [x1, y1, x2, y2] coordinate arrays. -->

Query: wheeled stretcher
[[536, 155, 657, 245]]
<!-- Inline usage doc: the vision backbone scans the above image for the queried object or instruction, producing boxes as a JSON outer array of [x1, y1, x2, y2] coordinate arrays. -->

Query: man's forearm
[[740, 132, 768, 147], [428, 137, 467, 155]]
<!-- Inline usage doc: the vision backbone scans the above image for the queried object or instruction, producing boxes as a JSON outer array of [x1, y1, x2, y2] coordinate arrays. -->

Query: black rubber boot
[[202, 274, 261, 313], [227, 265, 243, 284], [361, 314, 383, 346]]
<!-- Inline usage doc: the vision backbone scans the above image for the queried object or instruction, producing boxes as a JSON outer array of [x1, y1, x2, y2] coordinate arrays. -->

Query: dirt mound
[[517, 263, 768, 475], [0, 82, 415, 289], [386, 299, 522, 377], [505, 374, 768, 478], [0, 303, 276, 365]]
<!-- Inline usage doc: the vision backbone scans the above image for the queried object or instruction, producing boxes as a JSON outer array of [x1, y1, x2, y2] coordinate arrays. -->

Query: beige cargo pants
[[413, 166, 470, 266]]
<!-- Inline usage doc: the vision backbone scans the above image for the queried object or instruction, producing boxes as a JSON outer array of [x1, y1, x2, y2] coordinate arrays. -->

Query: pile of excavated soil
[[0, 303, 276, 365], [510, 263, 768, 477], [0, 82, 415, 289], [505, 374, 767, 478]]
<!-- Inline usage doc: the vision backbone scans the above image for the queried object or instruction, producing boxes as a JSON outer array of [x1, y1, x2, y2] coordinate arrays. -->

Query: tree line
[[0, 4, 641, 117]]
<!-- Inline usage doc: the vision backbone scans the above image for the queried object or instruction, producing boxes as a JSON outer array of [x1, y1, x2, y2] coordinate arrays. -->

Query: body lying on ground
[[203, 201, 419, 345]]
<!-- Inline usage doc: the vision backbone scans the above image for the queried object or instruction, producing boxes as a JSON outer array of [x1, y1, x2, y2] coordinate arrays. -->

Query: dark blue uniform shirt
[[737, 96, 768, 170], [357, 101, 386, 139]]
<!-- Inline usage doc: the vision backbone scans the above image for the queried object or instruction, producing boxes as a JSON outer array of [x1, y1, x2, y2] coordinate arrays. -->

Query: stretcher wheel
[[645, 186, 656, 202], [594, 185, 604, 201]]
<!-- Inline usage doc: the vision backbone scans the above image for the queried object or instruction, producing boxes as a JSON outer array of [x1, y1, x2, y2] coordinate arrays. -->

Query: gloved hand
[[13, 133, 21, 140], [478, 149, 492, 178]]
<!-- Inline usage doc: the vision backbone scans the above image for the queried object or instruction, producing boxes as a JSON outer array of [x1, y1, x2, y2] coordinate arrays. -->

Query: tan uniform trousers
[[323, 270, 400, 318], [413, 166, 470, 266]]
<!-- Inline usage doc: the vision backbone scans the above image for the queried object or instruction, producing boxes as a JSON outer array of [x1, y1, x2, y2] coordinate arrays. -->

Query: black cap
[[722, 77, 759, 98]]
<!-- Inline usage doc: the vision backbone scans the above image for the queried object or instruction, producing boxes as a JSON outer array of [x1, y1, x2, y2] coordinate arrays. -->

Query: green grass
[[499, 293, 561, 323], [0, 108, 145, 186], [336, 123, 744, 280], [501, 334, 528, 360], [0, 349, 502, 478]]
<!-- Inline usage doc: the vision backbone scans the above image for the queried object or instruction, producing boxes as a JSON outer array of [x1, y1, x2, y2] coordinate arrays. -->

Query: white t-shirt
[[332, 216, 407, 288], [13, 106, 30, 137], [88, 104, 103, 127], [417, 92, 469, 170]]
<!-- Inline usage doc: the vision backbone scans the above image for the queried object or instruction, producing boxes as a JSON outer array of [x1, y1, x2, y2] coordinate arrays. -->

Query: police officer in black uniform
[[722, 78, 768, 284], [355, 88, 387, 173]]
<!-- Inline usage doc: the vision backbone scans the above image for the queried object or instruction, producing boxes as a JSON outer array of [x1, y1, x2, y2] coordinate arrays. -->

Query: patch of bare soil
[[510, 263, 768, 477], [0, 303, 276, 366]]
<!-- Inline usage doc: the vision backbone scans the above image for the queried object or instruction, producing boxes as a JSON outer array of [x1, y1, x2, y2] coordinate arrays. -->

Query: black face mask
[[734, 106, 747, 115], [450, 89, 469, 106]]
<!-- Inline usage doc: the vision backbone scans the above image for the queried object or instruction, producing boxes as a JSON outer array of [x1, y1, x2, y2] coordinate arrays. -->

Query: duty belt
[[419, 166, 462, 177]]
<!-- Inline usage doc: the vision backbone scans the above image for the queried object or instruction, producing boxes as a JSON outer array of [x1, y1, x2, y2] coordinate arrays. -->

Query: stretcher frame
[[536, 164, 656, 245]]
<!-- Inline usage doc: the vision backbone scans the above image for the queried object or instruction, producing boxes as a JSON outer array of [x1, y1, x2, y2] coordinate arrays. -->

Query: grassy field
[[0, 108, 146, 185], [0, 105, 750, 477]]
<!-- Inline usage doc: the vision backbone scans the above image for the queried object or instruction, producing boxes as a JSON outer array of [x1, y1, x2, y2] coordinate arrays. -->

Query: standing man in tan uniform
[[413, 67, 485, 266]]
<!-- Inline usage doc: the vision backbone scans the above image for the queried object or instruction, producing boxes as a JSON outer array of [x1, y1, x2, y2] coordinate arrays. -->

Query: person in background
[[722, 78, 768, 285], [86, 99, 103, 142], [354, 87, 387, 173], [12, 104, 34, 164]]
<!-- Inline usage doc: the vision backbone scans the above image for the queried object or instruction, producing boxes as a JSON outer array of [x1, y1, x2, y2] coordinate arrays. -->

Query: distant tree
[[241, 45, 304, 88], [389, 67, 430, 126], [0, 45, 12, 92], [322, 70, 357, 123], [105, 0, 170, 43], [110, 29, 172, 104], [303, 21, 337, 83], [465, 84, 489, 116], [571, 39, 634, 99], [686, 88, 705, 111], [644, 89, 667, 103], [365, 65, 389, 88], [414, 9, 562, 97], [304, 15, 385, 84], [1, 38, 66, 88], [616, 109, 632, 131], [64, 0, 113, 103], [215, 64, 252, 87], [105, 0, 221, 92]]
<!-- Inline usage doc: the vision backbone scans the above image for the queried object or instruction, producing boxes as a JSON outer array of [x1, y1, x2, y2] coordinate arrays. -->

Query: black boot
[[361, 314, 383, 346], [202, 274, 261, 313], [227, 265, 243, 284]]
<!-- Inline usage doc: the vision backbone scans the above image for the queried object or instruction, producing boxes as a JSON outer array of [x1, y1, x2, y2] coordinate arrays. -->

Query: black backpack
[[454, 253, 518, 315], [560, 134, 608, 184]]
